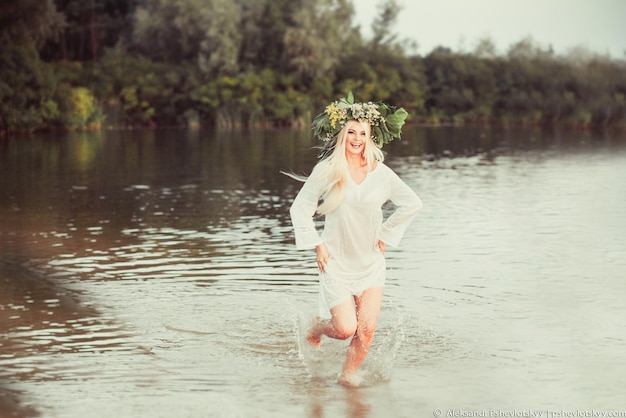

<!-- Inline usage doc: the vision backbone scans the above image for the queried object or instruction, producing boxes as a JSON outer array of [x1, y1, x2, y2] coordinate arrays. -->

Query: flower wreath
[[311, 92, 409, 149]]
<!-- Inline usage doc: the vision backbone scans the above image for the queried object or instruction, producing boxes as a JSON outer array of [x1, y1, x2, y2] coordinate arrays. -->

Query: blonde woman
[[288, 93, 423, 386]]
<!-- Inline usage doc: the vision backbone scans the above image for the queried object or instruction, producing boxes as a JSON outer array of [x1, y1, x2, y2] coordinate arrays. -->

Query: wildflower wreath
[[311, 92, 408, 148]]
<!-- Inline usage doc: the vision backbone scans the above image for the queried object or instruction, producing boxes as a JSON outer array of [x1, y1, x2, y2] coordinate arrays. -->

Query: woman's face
[[344, 120, 368, 157]]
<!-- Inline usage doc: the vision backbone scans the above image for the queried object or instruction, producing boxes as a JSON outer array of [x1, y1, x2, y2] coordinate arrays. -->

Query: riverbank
[[3, 116, 626, 139]]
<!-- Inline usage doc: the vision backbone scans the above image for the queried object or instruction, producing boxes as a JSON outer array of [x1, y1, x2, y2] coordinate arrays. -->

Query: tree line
[[1, 0, 625, 135]]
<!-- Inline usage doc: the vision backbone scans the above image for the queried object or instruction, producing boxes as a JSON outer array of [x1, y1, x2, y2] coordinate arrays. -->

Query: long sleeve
[[378, 167, 423, 247], [289, 164, 327, 250]]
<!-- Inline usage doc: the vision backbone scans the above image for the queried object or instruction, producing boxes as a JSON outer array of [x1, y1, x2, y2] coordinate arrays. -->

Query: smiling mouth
[[350, 142, 363, 149]]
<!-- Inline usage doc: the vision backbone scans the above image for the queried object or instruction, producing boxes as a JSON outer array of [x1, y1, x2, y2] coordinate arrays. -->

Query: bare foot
[[306, 318, 322, 347], [337, 373, 363, 387]]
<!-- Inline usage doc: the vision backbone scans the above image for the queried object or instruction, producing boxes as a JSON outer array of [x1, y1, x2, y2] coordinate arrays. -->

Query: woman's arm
[[289, 164, 327, 250], [378, 167, 423, 247]]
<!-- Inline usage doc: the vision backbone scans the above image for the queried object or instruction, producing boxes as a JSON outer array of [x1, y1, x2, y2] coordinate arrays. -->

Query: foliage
[[1, 0, 626, 134], [189, 69, 312, 127], [283, 0, 356, 84], [85, 48, 200, 126], [40, 0, 138, 62], [55, 84, 103, 128], [0, 0, 65, 48], [0, 43, 59, 132], [131, 0, 242, 76]]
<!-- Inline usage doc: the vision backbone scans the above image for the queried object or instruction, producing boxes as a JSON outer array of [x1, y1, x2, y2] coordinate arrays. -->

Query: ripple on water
[[3, 139, 626, 416]]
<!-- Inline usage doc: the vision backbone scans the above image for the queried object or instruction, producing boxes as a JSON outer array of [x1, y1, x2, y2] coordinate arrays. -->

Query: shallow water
[[1, 127, 625, 417]]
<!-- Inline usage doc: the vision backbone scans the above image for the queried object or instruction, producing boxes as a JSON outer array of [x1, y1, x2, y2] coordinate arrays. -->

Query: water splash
[[293, 308, 407, 387]]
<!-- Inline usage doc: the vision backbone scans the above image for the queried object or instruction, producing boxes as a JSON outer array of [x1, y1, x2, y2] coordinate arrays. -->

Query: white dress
[[289, 161, 423, 318]]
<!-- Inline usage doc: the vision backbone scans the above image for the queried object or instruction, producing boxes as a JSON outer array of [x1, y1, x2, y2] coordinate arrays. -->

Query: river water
[[1, 126, 625, 418]]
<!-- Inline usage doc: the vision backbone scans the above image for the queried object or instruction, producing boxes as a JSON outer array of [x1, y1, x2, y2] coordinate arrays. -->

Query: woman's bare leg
[[338, 287, 383, 385], [307, 300, 357, 346]]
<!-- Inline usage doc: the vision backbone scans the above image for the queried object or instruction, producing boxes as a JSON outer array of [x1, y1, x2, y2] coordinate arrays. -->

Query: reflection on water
[[1, 126, 626, 417]]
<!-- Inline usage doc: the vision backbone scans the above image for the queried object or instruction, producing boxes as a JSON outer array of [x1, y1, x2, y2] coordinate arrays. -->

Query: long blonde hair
[[314, 119, 385, 215]]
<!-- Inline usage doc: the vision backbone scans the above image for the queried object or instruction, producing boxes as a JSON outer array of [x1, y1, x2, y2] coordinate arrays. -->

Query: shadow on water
[[1, 125, 625, 416], [0, 127, 319, 416], [0, 387, 39, 418], [0, 235, 142, 417], [0, 238, 80, 416]]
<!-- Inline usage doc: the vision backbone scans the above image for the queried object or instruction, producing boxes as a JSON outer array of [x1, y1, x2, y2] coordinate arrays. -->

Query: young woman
[[288, 93, 422, 386]]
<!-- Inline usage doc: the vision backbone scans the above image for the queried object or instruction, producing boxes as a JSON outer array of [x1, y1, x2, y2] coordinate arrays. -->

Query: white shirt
[[289, 161, 423, 284]]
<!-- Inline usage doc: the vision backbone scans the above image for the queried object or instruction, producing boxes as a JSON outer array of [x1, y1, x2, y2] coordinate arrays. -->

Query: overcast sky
[[354, 0, 626, 58]]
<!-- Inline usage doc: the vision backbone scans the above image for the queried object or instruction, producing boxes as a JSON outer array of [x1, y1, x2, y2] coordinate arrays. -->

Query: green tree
[[334, 0, 426, 117], [0, 0, 65, 48], [283, 0, 357, 84], [370, 0, 401, 51], [131, 0, 241, 76], [85, 48, 200, 127], [3, 0, 626, 132], [56, 84, 102, 128], [0, 0, 66, 132], [580, 58, 626, 127], [0, 45, 59, 131], [41, 0, 138, 62], [237, 0, 300, 72]]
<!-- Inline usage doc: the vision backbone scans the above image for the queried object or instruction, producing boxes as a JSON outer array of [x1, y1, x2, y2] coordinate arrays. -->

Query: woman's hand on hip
[[376, 239, 386, 255], [316, 243, 329, 272]]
